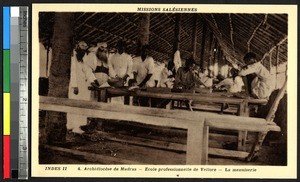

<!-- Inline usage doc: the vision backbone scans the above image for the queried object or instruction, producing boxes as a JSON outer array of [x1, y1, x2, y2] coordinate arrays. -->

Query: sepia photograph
[[31, 4, 297, 178]]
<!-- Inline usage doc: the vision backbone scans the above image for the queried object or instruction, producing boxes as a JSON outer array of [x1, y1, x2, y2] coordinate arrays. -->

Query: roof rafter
[[228, 14, 235, 53], [247, 14, 268, 52]]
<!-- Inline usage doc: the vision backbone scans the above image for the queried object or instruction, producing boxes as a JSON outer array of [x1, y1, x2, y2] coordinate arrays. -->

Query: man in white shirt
[[238, 52, 274, 99], [108, 40, 133, 85], [214, 68, 244, 93], [132, 45, 155, 88]]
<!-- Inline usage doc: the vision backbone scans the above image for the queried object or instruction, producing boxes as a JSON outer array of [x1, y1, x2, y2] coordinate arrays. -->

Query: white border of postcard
[[31, 3, 297, 178]]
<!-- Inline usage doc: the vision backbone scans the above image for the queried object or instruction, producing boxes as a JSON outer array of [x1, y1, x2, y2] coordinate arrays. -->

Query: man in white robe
[[67, 41, 90, 134]]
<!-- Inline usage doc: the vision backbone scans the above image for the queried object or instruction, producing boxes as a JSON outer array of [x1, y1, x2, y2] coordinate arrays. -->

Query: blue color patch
[[3, 7, 10, 49]]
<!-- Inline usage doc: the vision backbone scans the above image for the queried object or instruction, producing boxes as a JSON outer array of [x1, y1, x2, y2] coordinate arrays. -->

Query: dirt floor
[[39, 119, 287, 166]]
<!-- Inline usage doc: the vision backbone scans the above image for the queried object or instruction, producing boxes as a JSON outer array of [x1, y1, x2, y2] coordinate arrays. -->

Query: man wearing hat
[[67, 41, 90, 134], [83, 42, 110, 89]]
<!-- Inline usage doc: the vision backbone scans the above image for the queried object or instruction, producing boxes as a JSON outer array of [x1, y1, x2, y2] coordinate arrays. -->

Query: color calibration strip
[[3, 6, 11, 179]]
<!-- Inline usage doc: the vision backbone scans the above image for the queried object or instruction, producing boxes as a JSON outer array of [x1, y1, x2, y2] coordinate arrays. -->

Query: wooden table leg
[[186, 119, 205, 165], [98, 88, 108, 102], [166, 100, 173, 110], [202, 125, 209, 164], [129, 96, 133, 105], [237, 101, 249, 151]]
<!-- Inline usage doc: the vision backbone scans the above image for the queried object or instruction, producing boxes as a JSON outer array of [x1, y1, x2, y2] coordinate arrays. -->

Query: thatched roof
[[39, 12, 287, 67]]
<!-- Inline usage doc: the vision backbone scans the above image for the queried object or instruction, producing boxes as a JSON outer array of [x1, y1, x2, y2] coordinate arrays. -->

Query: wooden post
[[46, 37, 51, 77], [207, 32, 214, 75], [218, 47, 223, 75], [269, 51, 272, 72], [275, 45, 280, 89], [238, 100, 249, 151], [200, 20, 207, 69], [173, 14, 181, 55], [137, 13, 150, 52], [98, 88, 108, 102], [202, 125, 209, 164], [266, 78, 287, 122], [186, 119, 205, 164], [45, 12, 74, 144], [212, 42, 218, 76], [191, 14, 198, 60]]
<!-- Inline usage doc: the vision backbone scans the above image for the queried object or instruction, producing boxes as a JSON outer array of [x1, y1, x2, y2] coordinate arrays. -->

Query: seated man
[[194, 67, 213, 88], [174, 58, 204, 90], [238, 52, 275, 99], [214, 68, 244, 93]]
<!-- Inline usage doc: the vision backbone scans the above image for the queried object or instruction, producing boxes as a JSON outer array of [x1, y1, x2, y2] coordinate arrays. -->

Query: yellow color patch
[[3, 93, 10, 135]]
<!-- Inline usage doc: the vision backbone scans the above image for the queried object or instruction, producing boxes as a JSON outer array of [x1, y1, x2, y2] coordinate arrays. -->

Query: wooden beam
[[200, 20, 207, 69], [208, 34, 216, 76], [39, 96, 275, 132], [209, 148, 249, 159], [118, 13, 172, 48], [202, 125, 209, 164], [186, 120, 205, 164], [43, 145, 143, 164], [275, 45, 280, 88], [261, 36, 287, 62], [74, 13, 98, 31], [202, 15, 244, 66], [93, 131, 186, 151], [191, 14, 198, 60], [82, 23, 137, 45], [173, 14, 181, 54], [164, 14, 191, 39], [247, 14, 268, 52], [138, 13, 150, 48], [269, 50, 273, 72], [265, 74, 287, 123], [211, 14, 222, 39], [228, 14, 235, 52]]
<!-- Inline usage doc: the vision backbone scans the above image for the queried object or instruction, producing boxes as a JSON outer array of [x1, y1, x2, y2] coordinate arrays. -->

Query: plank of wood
[[107, 88, 267, 105], [186, 120, 205, 165], [92, 131, 186, 151], [39, 96, 258, 123], [209, 133, 237, 143], [43, 144, 144, 164], [202, 125, 209, 164], [209, 148, 249, 159], [266, 79, 287, 122], [237, 131, 247, 151], [40, 96, 276, 132], [40, 102, 194, 129], [206, 118, 270, 132]]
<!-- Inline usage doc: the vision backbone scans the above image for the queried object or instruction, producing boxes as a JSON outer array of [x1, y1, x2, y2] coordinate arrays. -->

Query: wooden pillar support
[[275, 45, 280, 89], [269, 51, 273, 72], [191, 14, 198, 60], [138, 13, 150, 51], [200, 21, 207, 69], [173, 14, 182, 54], [238, 100, 249, 151], [207, 31, 214, 75], [186, 119, 205, 165]]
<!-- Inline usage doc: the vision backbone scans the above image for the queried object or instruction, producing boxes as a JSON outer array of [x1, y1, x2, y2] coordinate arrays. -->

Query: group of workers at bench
[[67, 40, 274, 135]]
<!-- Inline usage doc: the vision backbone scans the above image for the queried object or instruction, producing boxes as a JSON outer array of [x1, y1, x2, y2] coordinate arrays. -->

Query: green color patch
[[3, 50, 10, 92]]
